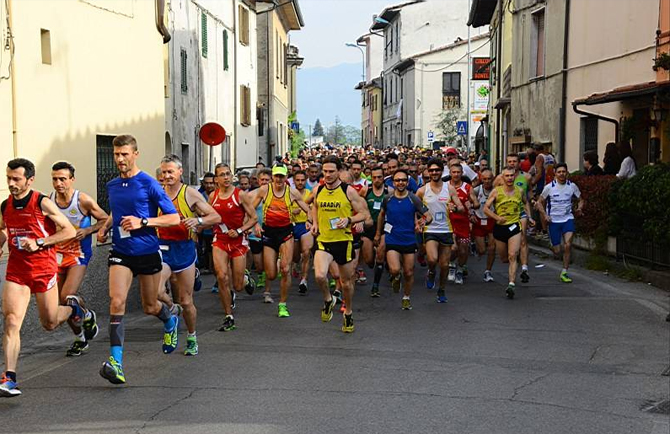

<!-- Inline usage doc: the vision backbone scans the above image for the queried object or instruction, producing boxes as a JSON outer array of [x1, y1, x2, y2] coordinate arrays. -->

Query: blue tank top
[[381, 193, 427, 246]]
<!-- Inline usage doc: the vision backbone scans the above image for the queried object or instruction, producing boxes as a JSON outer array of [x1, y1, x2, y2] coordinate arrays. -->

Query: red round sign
[[199, 122, 226, 146]]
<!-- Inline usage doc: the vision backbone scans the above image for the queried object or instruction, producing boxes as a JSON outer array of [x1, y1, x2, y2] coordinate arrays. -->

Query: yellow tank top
[[494, 186, 522, 225], [315, 183, 353, 242], [262, 183, 293, 227], [290, 189, 311, 223]]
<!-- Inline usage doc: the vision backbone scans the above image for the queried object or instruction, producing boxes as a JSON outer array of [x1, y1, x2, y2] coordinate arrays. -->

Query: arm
[[310, 194, 319, 236], [483, 189, 502, 223], [228, 190, 258, 237], [183, 187, 221, 230], [521, 193, 535, 226], [347, 187, 371, 226], [536, 192, 550, 222], [250, 185, 268, 209], [469, 187, 480, 209], [448, 184, 465, 213], [290, 188, 312, 219], [0, 212, 7, 255], [532, 154, 544, 186], [375, 208, 386, 245], [22, 198, 76, 252], [77, 192, 109, 240]]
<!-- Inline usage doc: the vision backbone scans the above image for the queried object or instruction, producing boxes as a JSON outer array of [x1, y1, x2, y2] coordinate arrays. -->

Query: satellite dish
[[199, 122, 226, 146]]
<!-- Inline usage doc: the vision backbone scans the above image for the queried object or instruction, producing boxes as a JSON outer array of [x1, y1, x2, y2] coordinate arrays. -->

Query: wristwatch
[[197, 217, 204, 225], [236, 228, 244, 235], [141, 218, 149, 227], [36, 238, 45, 248]]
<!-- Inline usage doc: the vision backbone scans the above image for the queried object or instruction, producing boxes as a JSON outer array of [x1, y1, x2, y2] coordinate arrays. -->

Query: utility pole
[[466, 0, 472, 153]]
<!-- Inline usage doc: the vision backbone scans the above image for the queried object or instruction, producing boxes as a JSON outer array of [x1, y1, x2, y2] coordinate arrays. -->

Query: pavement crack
[[588, 345, 603, 364], [510, 373, 550, 400], [135, 387, 198, 433]]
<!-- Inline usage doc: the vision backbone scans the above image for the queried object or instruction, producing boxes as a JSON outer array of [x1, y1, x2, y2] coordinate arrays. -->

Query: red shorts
[[450, 217, 471, 242], [213, 237, 249, 258], [5, 273, 58, 294], [472, 216, 495, 238]]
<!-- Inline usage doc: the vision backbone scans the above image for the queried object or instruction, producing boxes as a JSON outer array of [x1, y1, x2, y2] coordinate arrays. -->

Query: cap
[[446, 147, 458, 155], [272, 165, 288, 177]]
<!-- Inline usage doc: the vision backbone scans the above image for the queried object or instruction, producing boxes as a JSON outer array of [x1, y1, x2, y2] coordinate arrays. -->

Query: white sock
[[522, 265, 528, 271], [509, 282, 515, 286], [187, 331, 196, 338], [561, 268, 568, 274], [402, 295, 410, 300], [75, 331, 85, 342], [300, 278, 307, 285], [485, 269, 491, 273]]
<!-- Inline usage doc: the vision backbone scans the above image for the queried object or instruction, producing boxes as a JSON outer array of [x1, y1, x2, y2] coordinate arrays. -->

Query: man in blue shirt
[[384, 157, 419, 193], [97, 135, 180, 385]]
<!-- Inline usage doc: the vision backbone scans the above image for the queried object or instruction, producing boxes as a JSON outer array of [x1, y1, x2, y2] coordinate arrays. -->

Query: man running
[[376, 169, 432, 310], [311, 156, 370, 332], [290, 170, 314, 295], [249, 169, 271, 300], [361, 166, 388, 297], [157, 155, 221, 355], [447, 161, 479, 284], [210, 163, 258, 331], [472, 168, 496, 282], [349, 159, 369, 284], [50, 161, 108, 356], [417, 159, 463, 303], [537, 163, 584, 283], [251, 165, 311, 318], [97, 135, 181, 385], [483, 166, 534, 299], [0, 158, 97, 397]]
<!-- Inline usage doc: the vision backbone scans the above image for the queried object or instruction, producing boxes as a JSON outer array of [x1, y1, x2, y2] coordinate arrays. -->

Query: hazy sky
[[290, 0, 392, 68]]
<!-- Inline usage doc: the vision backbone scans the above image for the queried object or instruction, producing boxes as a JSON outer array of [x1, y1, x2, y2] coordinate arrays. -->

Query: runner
[[97, 135, 181, 385], [50, 161, 108, 356], [306, 163, 321, 191], [361, 166, 388, 297], [472, 168, 496, 282], [248, 169, 272, 301], [157, 154, 221, 355], [416, 159, 463, 303], [210, 163, 258, 331], [349, 159, 369, 285], [483, 166, 534, 299], [251, 165, 311, 318], [311, 156, 370, 332], [290, 170, 314, 295], [537, 163, 584, 283], [447, 161, 479, 285], [0, 158, 97, 397]]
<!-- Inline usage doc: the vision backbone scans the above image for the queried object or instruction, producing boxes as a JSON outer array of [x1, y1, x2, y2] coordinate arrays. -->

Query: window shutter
[[201, 12, 208, 58], [223, 30, 229, 70], [180, 48, 187, 93]]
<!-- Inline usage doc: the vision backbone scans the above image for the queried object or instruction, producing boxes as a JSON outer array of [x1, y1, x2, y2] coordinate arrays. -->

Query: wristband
[[197, 217, 203, 225]]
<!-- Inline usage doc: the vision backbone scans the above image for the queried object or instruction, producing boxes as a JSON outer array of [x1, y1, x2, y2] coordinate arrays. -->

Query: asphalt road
[[1, 252, 668, 434]]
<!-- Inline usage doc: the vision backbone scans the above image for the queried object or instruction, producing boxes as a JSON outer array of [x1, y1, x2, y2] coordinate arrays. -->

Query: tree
[[434, 107, 465, 146], [325, 116, 346, 144], [313, 119, 324, 136], [343, 125, 362, 146]]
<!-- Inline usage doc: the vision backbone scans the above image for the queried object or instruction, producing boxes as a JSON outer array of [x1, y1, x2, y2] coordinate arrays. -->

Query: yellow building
[[0, 0, 166, 207]]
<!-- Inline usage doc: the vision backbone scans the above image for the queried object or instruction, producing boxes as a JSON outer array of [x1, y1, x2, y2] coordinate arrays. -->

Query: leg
[[474, 236, 486, 257], [157, 263, 174, 308], [519, 218, 529, 267], [506, 233, 522, 284], [106, 265, 134, 364], [361, 237, 374, 268], [337, 260, 357, 315], [562, 232, 574, 270], [401, 253, 415, 297], [138, 272, 164, 317], [424, 240, 439, 273], [58, 265, 88, 336], [230, 255, 247, 293], [2, 282, 31, 373], [213, 247, 233, 314], [386, 250, 402, 278], [438, 244, 452, 289], [278, 239, 294, 303], [486, 233, 496, 270], [496, 240, 509, 264], [300, 234, 313, 281], [172, 265, 197, 334], [34, 285, 75, 331], [263, 246, 279, 283], [314, 250, 334, 301]]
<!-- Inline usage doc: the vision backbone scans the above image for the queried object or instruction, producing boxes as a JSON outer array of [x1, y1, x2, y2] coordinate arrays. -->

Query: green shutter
[[201, 12, 208, 58], [223, 30, 229, 70]]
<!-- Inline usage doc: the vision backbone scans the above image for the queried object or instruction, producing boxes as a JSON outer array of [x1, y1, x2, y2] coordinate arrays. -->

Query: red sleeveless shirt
[[211, 188, 245, 242]]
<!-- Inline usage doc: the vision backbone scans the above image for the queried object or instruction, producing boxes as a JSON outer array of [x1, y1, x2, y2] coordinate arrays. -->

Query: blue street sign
[[456, 121, 467, 136], [291, 122, 300, 131], [427, 131, 434, 142]]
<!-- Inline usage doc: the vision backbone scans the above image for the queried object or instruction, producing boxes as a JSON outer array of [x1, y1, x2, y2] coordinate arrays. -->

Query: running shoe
[[194, 268, 202, 292], [65, 295, 86, 327], [341, 313, 355, 333], [520, 269, 530, 283], [66, 340, 89, 357], [230, 290, 236, 310], [560, 272, 573, 283], [370, 284, 380, 298], [426, 270, 436, 290], [333, 289, 343, 304], [455, 271, 464, 285], [506, 283, 516, 299], [82, 309, 99, 341], [184, 336, 198, 356], [484, 270, 494, 282], [263, 292, 274, 303], [169, 303, 183, 317], [257, 272, 266, 290], [211, 282, 219, 293], [219, 315, 236, 331], [417, 253, 427, 267], [356, 269, 367, 284], [321, 297, 337, 322], [328, 278, 336, 290], [391, 275, 401, 293], [298, 281, 308, 295], [99, 357, 126, 385], [278, 303, 290, 318], [162, 316, 179, 354], [0, 373, 20, 397], [447, 266, 456, 282], [401, 298, 412, 310], [436, 288, 448, 303], [244, 270, 255, 295]]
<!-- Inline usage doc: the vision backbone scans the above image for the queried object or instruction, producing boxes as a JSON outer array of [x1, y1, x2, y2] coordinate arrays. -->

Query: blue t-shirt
[[107, 171, 177, 256], [381, 193, 428, 246], [384, 175, 419, 193]]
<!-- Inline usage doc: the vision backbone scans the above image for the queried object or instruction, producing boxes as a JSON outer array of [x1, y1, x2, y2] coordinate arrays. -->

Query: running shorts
[[472, 216, 495, 238], [549, 219, 575, 247], [5, 272, 57, 294], [423, 232, 454, 245], [262, 225, 294, 252], [249, 239, 263, 255], [108, 250, 163, 276], [493, 223, 521, 243], [214, 236, 249, 258], [160, 240, 197, 273], [316, 240, 355, 265], [293, 222, 309, 240], [57, 252, 92, 274], [385, 244, 417, 255]]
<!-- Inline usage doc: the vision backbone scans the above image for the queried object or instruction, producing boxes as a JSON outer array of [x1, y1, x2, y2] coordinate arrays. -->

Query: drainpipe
[[558, 0, 570, 162], [266, 14, 273, 162], [233, 0, 238, 171], [8, 0, 17, 157], [495, 0, 503, 171], [572, 102, 619, 145], [155, 0, 171, 43]]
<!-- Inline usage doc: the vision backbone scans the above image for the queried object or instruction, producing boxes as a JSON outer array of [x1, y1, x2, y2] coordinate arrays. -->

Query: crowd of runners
[[0, 135, 585, 396]]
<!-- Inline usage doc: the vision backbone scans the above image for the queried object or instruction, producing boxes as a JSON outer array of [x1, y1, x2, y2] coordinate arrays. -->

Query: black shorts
[[423, 232, 454, 246], [385, 244, 417, 255], [262, 225, 294, 252], [493, 223, 522, 243], [249, 239, 263, 255], [108, 250, 163, 276], [362, 224, 376, 241], [317, 240, 355, 265], [353, 233, 362, 250]]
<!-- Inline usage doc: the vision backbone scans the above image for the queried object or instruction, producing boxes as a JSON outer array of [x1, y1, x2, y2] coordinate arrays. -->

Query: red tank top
[[449, 182, 471, 223], [2, 191, 57, 276], [211, 188, 245, 241], [264, 185, 292, 228], [157, 185, 191, 242]]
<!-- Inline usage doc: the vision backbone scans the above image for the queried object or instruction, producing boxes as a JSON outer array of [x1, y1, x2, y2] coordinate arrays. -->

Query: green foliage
[[313, 118, 324, 136], [434, 107, 464, 144], [570, 174, 616, 252], [287, 112, 304, 158]]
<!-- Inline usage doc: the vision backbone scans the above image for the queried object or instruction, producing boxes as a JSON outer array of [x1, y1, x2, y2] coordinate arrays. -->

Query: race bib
[[118, 226, 131, 239], [434, 211, 446, 223], [373, 201, 382, 210], [329, 218, 341, 230], [219, 223, 229, 233], [56, 253, 63, 265], [384, 222, 393, 233], [509, 224, 518, 232], [15, 236, 27, 250], [159, 245, 170, 251], [480, 218, 488, 226]]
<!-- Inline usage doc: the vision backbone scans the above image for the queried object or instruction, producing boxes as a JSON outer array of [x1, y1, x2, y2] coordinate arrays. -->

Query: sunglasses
[[428, 168, 441, 172], [393, 178, 408, 183]]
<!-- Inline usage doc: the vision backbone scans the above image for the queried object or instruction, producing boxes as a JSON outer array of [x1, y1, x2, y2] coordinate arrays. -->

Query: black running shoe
[[219, 315, 236, 332], [506, 284, 515, 299], [298, 281, 308, 295], [66, 340, 89, 357], [82, 309, 99, 341], [520, 269, 529, 283]]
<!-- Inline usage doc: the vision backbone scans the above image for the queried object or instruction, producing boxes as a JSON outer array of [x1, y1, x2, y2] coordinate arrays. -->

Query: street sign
[[427, 131, 434, 142], [290, 121, 300, 131], [456, 121, 467, 136]]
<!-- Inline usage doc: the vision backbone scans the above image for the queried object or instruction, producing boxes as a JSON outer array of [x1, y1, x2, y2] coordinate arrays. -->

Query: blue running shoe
[[437, 289, 448, 303], [211, 283, 219, 293], [0, 374, 21, 397], [162, 316, 179, 354], [194, 268, 202, 292], [100, 357, 126, 384], [426, 270, 436, 290]]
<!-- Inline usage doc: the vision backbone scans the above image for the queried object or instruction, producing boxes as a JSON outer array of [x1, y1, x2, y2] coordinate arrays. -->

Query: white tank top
[[50, 190, 88, 229], [474, 185, 493, 219], [423, 182, 452, 233]]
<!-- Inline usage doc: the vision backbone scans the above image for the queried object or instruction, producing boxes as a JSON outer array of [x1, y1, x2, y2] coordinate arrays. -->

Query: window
[[531, 8, 545, 78], [240, 85, 251, 126], [389, 27, 393, 55], [276, 31, 280, 80], [283, 43, 288, 87], [390, 78, 393, 103], [442, 72, 461, 109], [223, 30, 229, 70], [201, 12, 208, 58], [395, 22, 399, 53], [181, 143, 190, 184], [40, 29, 51, 64], [96, 135, 117, 214], [384, 78, 387, 105], [580, 117, 598, 156], [180, 48, 188, 93], [239, 5, 249, 45]]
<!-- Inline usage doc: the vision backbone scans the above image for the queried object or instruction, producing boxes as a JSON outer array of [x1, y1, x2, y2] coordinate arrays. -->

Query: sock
[[300, 278, 307, 285], [278, 302, 286, 307], [561, 268, 568, 274], [69, 303, 84, 321], [522, 265, 528, 271], [187, 331, 197, 339], [402, 295, 410, 300], [84, 310, 92, 321], [449, 261, 455, 268], [74, 331, 86, 343], [5, 371, 16, 383], [374, 263, 384, 284], [157, 303, 176, 331], [485, 269, 491, 273], [509, 282, 515, 286], [110, 314, 124, 363]]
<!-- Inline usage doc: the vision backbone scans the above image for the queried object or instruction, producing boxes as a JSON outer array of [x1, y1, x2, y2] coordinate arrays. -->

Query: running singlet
[[352, 178, 368, 195], [211, 188, 246, 242], [49, 190, 92, 261], [290, 189, 311, 224], [382, 193, 428, 246], [474, 185, 493, 219], [514, 173, 529, 197], [1, 191, 57, 276], [107, 171, 177, 256], [263, 184, 292, 227], [305, 178, 319, 192], [315, 183, 353, 243], [494, 186, 523, 225], [423, 183, 452, 233], [541, 180, 581, 223], [449, 182, 471, 226], [365, 187, 386, 224], [157, 184, 197, 241]]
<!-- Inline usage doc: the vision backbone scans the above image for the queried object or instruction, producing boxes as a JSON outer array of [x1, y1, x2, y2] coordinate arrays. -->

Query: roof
[[370, 0, 424, 30], [278, 0, 304, 30], [572, 81, 670, 106], [409, 32, 490, 60], [467, 0, 497, 27]]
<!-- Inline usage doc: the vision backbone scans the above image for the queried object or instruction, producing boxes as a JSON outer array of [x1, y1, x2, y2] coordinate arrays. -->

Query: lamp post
[[345, 43, 365, 82]]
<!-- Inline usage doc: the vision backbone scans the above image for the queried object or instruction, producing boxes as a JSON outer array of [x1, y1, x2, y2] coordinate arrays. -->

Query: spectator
[[603, 142, 621, 175], [520, 145, 535, 173], [616, 142, 637, 179], [583, 151, 604, 176]]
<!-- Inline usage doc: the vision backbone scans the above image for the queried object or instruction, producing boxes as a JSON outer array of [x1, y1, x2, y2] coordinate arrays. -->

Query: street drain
[[642, 399, 670, 415]]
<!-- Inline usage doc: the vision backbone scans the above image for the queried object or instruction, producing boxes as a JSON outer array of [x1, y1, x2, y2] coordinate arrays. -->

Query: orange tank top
[[263, 184, 292, 228]]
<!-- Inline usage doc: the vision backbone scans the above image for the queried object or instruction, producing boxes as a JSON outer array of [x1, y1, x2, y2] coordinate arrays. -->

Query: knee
[[40, 317, 59, 331], [507, 254, 517, 263], [4, 312, 22, 332], [404, 270, 414, 279], [142, 302, 160, 316], [314, 272, 328, 284], [564, 241, 572, 249], [280, 264, 291, 277], [389, 265, 401, 276], [109, 298, 126, 314]]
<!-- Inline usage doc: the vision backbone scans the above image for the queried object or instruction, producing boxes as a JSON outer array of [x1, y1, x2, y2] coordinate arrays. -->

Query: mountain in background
[[296, 62, 363, 132]]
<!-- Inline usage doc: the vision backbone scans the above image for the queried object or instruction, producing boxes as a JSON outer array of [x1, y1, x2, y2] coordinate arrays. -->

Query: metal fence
[[96, 135, 118, 213], [616, 235, 670, 269]]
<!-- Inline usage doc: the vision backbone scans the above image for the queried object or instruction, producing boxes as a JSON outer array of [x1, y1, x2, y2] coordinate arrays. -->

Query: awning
[[494, 97, 510, 109], [572, 81, 670, 106], [467, 0, 497, 27]]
